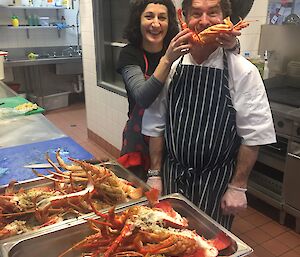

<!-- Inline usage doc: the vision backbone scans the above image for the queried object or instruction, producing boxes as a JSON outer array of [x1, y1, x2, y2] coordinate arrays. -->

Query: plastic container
[[32, 0, 42, 7], [21, 0, 30, 6], [0, 51, 8, 80], [55, 0, 62, 7], [39, 17, 50, 26], [62, 0, 69, 8], [28, 91, 70, 111]]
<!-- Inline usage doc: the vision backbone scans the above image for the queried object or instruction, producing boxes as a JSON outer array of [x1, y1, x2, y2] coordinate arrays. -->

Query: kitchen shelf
[[0, 24, 75, 38], [0, 3, 74, 38], [0, 5, 68, 9], [0, 25, 73, 29]]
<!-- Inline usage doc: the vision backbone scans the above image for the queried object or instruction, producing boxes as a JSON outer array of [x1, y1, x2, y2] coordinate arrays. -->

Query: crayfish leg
[[103, 223, 134, 257], [56, 149, 83, 171]]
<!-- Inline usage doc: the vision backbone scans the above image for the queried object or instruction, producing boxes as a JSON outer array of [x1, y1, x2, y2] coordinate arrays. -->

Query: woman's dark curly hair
[[123, 0, 179, 50], [182, 0, 232, 19]]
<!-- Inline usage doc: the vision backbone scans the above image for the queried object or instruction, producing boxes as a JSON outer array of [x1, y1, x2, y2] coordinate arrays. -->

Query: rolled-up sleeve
[[233, 65, 276, 146]]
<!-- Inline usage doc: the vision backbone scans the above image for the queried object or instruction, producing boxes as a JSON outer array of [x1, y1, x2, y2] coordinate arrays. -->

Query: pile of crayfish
[[177, 9, 249, 46], [0, 149, 143, 240], [59, 189, 232, 257]]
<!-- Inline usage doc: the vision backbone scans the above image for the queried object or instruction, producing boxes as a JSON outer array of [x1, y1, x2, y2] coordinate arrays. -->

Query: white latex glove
[[221, 186, 247, 215], [146, 176, 163, 196]]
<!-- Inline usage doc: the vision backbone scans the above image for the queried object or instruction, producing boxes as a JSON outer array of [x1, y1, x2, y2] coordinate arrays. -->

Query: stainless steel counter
[[4, 56, 82, 68], [0, 82, 66, 148], [0, 114, 65, 148], [0, 81, 16, 98]]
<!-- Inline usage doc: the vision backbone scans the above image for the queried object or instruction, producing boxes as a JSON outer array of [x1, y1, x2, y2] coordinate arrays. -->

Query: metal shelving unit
[[0, 4, 73, 38]]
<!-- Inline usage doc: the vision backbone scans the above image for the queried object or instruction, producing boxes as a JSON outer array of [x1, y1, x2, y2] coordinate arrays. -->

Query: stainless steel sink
[[56, 61, 83, 75]]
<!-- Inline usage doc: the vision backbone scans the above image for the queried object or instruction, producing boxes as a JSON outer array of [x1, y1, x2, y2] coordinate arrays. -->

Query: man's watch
[[228, 38, 240, 54], [147, 169, 161, 178]]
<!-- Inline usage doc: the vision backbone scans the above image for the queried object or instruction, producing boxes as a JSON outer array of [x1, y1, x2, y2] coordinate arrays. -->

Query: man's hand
[[216, 31, 241, 50], [221, 186, 247, 215], [146, 176, 163, 196]]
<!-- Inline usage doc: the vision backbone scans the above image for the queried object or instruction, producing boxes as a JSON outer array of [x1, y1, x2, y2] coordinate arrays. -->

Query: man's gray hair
[[182, 0, 232, 18]]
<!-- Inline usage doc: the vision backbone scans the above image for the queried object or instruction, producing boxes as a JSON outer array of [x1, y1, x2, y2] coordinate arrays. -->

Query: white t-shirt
[[142, 48, 276, 146]]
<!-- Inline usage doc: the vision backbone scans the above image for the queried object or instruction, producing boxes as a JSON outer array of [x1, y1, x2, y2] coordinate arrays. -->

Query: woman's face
[[140, 3, 169, 52]]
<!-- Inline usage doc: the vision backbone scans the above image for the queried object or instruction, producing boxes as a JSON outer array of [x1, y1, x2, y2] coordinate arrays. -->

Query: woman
[[117, 0, 239, 182], [117, 0, 192, 181]]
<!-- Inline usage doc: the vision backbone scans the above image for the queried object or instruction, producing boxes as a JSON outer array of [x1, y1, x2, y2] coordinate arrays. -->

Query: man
[[142, 0, 276, 229]]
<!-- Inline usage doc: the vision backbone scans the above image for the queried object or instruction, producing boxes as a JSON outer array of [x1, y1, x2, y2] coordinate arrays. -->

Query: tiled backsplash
[[81, 0, 269, 151]]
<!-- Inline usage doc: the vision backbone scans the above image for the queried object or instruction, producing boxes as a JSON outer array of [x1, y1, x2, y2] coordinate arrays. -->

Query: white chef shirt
[[142, 48, 276, 146]]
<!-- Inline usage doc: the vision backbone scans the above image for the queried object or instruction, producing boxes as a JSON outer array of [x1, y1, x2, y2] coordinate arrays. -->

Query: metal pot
[[230, 0, 255, 24]]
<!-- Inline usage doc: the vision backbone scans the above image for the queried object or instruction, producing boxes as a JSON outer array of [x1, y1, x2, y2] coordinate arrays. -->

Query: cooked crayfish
[[33, 149, 143, 203], [59, 189, 231, 257], [177, 9, 249, 46], [0, 182, 66, 239], [0, 150, 143, 240]]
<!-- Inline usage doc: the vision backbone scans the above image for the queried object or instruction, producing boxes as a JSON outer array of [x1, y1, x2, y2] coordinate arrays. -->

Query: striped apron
[[163, 52, 241, 229]]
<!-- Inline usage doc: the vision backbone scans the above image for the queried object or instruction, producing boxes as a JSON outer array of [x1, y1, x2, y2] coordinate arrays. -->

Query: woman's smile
[[140, 3, 169, 52]]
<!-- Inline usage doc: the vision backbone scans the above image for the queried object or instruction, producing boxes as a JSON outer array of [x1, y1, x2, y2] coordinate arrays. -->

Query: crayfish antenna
[[177, 9, 188, 30]]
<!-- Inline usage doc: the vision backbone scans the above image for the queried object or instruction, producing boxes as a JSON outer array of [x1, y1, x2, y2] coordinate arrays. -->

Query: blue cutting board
[[0, 136, 93, 186]]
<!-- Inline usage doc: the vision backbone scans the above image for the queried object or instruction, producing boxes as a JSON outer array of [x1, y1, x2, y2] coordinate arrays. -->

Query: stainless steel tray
[[0, 193, 252, 257], [0, 162, 150, 243]]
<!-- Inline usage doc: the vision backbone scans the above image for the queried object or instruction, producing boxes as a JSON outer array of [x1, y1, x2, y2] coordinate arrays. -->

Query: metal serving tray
[[0, 193, 252, 257], [0, 162, 150, 243]]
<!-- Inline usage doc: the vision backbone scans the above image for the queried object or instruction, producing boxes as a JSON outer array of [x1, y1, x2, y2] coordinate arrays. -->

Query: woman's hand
[[163, 28, 193, 65], [154, 29, 193, 83]]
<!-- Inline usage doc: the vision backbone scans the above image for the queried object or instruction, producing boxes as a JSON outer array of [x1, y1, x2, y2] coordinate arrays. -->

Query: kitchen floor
[[45, 102, 300, 257]]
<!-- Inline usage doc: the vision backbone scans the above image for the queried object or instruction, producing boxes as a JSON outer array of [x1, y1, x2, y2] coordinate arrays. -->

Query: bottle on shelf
[[263, 50, 269, 80], [27, 15, 32, 25], [33, 14, 40, 26]]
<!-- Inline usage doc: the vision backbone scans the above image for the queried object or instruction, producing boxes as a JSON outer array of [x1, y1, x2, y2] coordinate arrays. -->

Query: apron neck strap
[[143, 53, 149, 77]]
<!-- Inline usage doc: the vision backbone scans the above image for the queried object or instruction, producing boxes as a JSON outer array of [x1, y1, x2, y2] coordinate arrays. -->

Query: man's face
[[187, 0, 224, 33]]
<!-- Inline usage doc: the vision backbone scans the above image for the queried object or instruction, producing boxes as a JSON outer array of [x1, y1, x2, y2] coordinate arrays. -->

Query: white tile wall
[[239, 0, 269, 57], [81, 0, 270, 151], [80, 0, 128, 150], [0, 1, 80, 49]]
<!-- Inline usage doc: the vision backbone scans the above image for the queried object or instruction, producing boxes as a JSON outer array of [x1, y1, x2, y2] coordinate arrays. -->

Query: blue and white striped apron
[[163, 52, 241, 229]]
